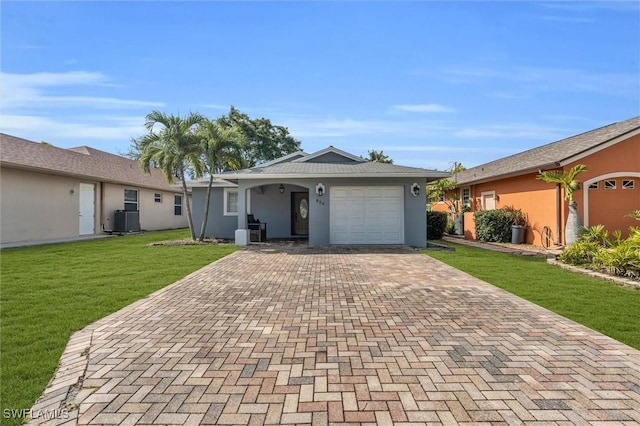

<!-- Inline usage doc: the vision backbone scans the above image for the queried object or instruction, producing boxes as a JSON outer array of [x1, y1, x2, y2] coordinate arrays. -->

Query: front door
[[291, 192, 309, 235], [79, 183, 95, 235]]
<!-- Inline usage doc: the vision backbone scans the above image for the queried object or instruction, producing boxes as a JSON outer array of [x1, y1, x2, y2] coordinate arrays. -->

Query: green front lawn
[[424, 243, 640, 350], [1, 230, 238, 424]]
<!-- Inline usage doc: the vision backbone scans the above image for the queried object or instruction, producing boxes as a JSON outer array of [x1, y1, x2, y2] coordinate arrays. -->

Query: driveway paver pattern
[[30, 245, 640, 425]]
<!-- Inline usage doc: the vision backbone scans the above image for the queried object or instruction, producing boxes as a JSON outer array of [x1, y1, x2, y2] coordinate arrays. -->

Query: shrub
[[560, 226, 640, 280], [559, 240, 600, 265], [474, 209, 513, 242], [427, 211, 448, 240]]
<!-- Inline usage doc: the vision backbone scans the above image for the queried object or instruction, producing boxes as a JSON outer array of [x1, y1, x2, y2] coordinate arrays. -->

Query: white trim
[[461, 187, 471, 207], [215, 172, 449, 180], [582, 171, 640, 226], [174, 194, 183, 216], [559, 128, 640, 166], [622, 179, 635, 190], [223, 188, 239, 216], [224, 187, 251, 216], [480, 191, 496, 210], [124, 188, 139, 211], [256, 151, 309, 167]]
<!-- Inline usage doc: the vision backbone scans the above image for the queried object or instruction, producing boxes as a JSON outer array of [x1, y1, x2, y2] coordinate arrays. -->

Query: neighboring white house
[[189, 146, 449, 247], [1, 133, 189, 245]]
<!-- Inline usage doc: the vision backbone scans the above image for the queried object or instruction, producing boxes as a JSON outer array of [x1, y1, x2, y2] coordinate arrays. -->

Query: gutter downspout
[[100, 182, 106, 233], [555, 183, 562, 246]]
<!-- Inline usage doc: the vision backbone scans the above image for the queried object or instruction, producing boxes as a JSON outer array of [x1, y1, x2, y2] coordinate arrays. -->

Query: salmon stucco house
[[0, 133, 189, 246], [433, 116, 640, 246]]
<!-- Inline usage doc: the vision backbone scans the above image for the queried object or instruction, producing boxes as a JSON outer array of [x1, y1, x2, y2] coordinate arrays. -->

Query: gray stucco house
[[190, 147, 448, 247]]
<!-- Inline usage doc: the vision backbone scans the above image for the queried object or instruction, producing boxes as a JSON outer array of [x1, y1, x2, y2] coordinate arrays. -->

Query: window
[[480, 191, 496, 210], [604, 180, 616, 190], [623, 180, 635, 189], [588, 182, 599, 190], [124, 189, 138, 211], [224, 188, 238, 216], [174, 195, 182, 216], [461, 188, 470, 207], [154, 193, 162, 203]]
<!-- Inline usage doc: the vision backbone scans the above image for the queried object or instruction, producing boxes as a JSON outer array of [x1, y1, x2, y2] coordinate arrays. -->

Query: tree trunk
[[180, 170, 196, 241], [198, 174, 214, 241], [565, 200, 581, 246]]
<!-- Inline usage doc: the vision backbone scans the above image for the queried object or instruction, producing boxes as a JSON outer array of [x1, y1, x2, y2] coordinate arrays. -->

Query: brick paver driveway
[[33, 246, 640, 425]]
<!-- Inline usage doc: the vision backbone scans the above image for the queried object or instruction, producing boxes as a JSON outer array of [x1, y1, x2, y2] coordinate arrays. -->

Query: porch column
[[234, 183, 249, 245]]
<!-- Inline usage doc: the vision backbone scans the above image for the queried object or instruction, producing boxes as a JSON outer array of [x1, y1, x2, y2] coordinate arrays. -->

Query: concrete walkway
[[30, 246, 640, 425]]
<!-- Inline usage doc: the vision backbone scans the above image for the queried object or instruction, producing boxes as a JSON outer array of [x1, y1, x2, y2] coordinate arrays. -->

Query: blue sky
[[2, 1, 639, 170]]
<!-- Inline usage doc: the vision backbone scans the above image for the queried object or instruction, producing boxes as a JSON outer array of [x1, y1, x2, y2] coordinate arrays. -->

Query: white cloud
[[536, 15, 595, 23], [443, 66, 639, 98], [393, 104, 455, 113], [1, 71, 164, 110], [282, 116, 454, 139], [2, 114, 147, 142], [452, 123, 570, 140]]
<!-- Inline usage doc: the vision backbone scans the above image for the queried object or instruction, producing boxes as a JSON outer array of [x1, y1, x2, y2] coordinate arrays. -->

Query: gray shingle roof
[[0, 133, 182, 192], [220, 147, 449, 180], [455, 116, 640, 185]]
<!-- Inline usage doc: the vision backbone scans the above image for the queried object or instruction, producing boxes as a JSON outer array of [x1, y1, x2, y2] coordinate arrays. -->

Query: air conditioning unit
[[113, 210, 141, 233]]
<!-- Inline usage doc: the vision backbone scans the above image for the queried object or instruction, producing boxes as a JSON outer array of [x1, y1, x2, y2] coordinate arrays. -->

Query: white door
[[481, 191, 496, 210], [79, 183, 95, 235], [330, 186, 404, 244]]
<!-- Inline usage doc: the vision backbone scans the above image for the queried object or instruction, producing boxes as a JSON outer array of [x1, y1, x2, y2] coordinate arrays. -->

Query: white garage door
[[330, 186, 404, 244]]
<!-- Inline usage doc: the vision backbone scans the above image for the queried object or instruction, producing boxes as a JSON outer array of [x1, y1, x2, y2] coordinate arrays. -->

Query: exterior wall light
[[279, 184, 285, 194], [411, 182, 420, 197], [316, 183, 325, 196]]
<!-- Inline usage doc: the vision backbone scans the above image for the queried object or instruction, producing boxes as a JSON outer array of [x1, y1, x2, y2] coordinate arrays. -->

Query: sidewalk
[[442, 235, 560, 257], [1, 234, 115, 249]]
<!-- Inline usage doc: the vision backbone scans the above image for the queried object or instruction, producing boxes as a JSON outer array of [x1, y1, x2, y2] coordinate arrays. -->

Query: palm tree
[[537, 164, 588, 246], [197, 118, 245, 241], [137, 110, 205, 240], [366, 150, 393, 164]]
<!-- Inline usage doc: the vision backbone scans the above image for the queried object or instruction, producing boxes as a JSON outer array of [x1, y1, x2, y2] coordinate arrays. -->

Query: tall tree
[[220, 106, 301, 166], [537, 164, 588, 246], [427, 162, 466, 212], [365, 150, 393, 163], [136, 110, 205, 240], [197, 118, 245, 241]]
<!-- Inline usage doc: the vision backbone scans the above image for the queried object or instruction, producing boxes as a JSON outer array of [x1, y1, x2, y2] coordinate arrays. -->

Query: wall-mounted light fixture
[[279, 184, 285, 194], [316, 183, 325, 196], [410, 182, 420, 197]]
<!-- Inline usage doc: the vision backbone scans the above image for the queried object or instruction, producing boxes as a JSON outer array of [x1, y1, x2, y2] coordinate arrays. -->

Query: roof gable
[[218, 145, 449, 180], [455, 116, 640, 186], [255, 151, 308, 167], [292, 146, 366, 164]]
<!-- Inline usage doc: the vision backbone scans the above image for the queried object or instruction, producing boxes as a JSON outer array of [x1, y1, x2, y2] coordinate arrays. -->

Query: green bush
[[559, 240, 600, 265], [560, 226, 640, 280], [427, 211, 448, 240], [474, 209, 513, 242]]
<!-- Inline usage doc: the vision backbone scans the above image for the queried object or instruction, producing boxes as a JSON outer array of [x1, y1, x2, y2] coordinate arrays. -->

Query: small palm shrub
[[474, 209, 513, 242], [559, 240, 600, 265], [559, 225, 640, 280], [427, 211, 448, 240]]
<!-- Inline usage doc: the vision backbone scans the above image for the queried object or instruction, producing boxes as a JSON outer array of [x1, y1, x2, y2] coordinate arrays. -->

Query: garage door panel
[[330, 186, 404, 245]]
